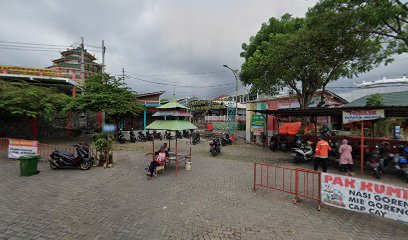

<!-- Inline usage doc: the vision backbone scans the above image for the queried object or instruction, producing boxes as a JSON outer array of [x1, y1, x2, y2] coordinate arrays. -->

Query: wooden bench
[[155, 164, 165, 175]]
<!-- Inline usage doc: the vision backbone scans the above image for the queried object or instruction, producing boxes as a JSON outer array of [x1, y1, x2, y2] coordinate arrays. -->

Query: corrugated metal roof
[[346, 91, 408, 107]]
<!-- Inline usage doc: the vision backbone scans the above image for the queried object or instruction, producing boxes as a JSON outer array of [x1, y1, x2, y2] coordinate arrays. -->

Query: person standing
[[314, 136, 331, 172], [338, 139, 354, 176]]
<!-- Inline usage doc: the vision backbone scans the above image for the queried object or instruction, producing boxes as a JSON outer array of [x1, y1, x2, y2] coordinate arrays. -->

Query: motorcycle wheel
[[92, 157, 100, 167], [211, 150, 217, 156], [374, 169, 382, 179], [293, 157, 301, 164], [80, 161, 92, 170], [50, 161, 58, 170]]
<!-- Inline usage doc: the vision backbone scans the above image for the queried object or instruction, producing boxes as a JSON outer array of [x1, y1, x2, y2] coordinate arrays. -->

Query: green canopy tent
[[146, 96, 197, 176]]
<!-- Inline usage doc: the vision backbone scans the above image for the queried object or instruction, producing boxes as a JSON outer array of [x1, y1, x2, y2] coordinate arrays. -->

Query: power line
[[126, 70, 227, 77], [0, 40, 71, 48], [0, 47, 61, 52], [84, 44, 102, 49], [0, 44, 65, 50], [126, 75, 235, 88]]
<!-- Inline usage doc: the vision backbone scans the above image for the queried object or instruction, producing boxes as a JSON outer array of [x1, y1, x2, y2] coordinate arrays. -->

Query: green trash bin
[[19, 155, 39, 176]]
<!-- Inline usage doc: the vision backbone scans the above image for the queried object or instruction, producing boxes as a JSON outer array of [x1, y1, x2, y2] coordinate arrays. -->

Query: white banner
[[321, 173, 408, 223], [342, 109, 385, 124], [8, 139, 38, 159]]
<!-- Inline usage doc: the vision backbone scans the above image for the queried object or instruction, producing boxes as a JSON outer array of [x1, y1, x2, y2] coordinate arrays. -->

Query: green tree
[[0, 80, 70, 120], [311, 0, 408, 52], [366, 93, 385, 106], [240, 14, 385, 109], [69, 74, 142, 127]]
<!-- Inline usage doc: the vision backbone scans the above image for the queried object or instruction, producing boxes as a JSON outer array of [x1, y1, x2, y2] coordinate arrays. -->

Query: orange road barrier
[[253, 162, 322, 210]]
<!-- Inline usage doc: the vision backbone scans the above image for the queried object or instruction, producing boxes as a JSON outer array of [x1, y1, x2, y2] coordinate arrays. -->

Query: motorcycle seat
[[54, 150, 74, 158]]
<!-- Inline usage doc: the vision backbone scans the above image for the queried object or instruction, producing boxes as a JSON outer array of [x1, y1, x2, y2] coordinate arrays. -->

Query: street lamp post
[[223, 65, 239, 142]]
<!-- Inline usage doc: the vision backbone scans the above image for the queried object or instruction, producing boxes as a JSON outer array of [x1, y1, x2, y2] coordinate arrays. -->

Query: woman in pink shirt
[[338, 139, 354, 176]]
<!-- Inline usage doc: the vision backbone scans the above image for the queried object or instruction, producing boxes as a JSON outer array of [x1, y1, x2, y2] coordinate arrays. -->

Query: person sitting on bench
[[145, 145, 169, 178]]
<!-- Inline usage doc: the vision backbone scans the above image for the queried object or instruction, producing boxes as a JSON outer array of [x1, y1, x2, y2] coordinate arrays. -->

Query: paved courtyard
[[0, 140, 407, 240]]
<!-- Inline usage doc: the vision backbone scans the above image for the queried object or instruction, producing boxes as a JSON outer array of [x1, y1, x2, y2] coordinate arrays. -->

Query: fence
[[253, 162, 321, 210]]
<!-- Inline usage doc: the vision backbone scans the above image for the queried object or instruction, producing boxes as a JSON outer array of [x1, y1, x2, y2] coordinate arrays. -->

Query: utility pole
[[223, 65, 239, 142], [101, 40, 106, 126], [101, 40, 105, 73], [80, 37, 85, 81], [121, 67, 125, 84]]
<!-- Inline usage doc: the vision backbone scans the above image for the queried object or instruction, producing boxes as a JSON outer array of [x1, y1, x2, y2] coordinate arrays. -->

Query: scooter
[[129, 129, 136, 143], [117, 131, 126, 144], [367, 145, 383, 179], [49, 144, 93, 170], [176, 131, 183, 139], [209, 138, 221, 156], [145, 130, 153, 141], [137, 131, 147, 142], [183, 130, 190, 139], [269, 135, 277, 152], [165, 131, 173, 140], [278, 135, 288, 152], [294, 134, 302, 148], [153, 130, 163, 140], [393, 146, 408, 183], [292, 142, 314, 164], [192, 131, 201, 145], [220, 135, 229, 146], [224, 133, 233, 145]]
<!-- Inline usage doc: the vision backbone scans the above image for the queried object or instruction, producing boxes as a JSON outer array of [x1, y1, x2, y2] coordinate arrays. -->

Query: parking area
[[0, 140, 407, 240]]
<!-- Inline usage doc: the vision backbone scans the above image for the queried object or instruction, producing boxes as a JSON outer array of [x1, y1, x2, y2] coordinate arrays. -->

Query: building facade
[[246, 90, 348, 143], [47, 47, 102, 80]]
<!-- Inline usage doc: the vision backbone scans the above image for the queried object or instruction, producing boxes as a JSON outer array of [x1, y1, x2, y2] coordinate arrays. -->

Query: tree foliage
[[366, 93, 385, 106], [69, 74, 142, 123], [311, 0, 408, 52], [240, 12, 386, 109], [0, 80, 70, 120]]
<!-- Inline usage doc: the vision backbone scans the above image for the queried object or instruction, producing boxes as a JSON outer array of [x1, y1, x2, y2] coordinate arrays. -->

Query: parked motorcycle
[[378, 141, 393, 168], [393, 145, 408, 182], [153, 130, 163, 140], [292, 142, 314, 164], [137, 131, 147, 142], [209, 138, 221, 156], [367, 145, 383, 179], [49, 144, 93, 170], [176, 131, 183, 139], [117, 130, 126, 144], [224, 133, 233, 145], [278, 135, 288, 152], [294, 134, 302, 148], [192, 131, 201, 145], [328, 140, 339, 161], [145, 130, 153, 141], [129, 129, 136, 143], [269, 135, 277, 152], [183, 130, 190, 139], [165, 131, 173, 140], [220, 133, 232, 146]]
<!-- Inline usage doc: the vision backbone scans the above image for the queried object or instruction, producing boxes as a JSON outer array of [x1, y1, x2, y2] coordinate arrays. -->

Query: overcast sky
[[0, 0, 407, 99]]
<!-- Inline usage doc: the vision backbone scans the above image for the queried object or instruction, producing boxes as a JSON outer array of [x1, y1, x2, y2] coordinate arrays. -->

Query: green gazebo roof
[[146, 120, 197, 131], [157, 96, 188, 109]]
